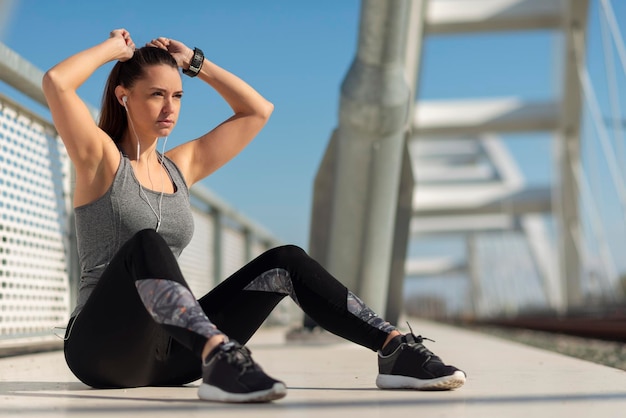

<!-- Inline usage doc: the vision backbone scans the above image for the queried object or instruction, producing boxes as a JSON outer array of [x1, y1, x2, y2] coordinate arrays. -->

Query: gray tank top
[[72, 152, 195, 316]]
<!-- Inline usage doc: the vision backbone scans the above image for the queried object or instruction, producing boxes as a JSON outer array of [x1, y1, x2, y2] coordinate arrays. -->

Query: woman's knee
[[264, 244, 307, 264], [124, 229, 181, 280], [132, 228, 164, 245], [126, 229, 170, 255]]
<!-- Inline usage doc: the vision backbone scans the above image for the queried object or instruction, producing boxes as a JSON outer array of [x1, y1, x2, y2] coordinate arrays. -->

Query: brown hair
[[98, 46, 178, 144]]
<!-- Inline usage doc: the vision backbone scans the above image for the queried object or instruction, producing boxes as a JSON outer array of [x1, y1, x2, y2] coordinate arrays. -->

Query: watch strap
[[183, 47, 204, 77]]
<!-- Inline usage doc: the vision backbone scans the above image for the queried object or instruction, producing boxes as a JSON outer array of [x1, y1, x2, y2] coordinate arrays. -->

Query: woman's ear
[[114, 85, 127, 107]]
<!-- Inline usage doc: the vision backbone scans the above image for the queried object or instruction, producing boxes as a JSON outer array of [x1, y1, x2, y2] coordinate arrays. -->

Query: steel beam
[[413, 98, 560, 136], [426, 0, 562, 34]]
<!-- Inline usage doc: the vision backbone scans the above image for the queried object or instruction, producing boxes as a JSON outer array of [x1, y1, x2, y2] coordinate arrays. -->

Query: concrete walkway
[[1, 319, 625, 417]]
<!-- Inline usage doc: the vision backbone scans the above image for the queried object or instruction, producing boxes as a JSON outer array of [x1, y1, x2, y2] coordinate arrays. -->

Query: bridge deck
[[1, 319, 625, 417]]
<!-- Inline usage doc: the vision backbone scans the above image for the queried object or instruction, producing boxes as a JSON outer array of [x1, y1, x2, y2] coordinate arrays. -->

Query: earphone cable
[[125, 104, 165, 232]]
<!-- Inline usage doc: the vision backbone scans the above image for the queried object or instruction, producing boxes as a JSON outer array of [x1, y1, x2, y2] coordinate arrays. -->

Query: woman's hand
[[146, 37, 194, 70], [109, 29, 135, 62]]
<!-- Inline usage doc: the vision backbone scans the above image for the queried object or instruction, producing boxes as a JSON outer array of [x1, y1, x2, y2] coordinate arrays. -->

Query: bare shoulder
[[164, 141, 195, 186]]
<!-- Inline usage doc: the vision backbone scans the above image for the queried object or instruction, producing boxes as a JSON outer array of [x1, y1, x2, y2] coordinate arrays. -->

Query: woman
[[42, 29, 466, 403]]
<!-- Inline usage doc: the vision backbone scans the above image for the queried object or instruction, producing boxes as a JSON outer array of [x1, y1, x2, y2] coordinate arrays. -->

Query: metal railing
[[0, 43, 286, 354]]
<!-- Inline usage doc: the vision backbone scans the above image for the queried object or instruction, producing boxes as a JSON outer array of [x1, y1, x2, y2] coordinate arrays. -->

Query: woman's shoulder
[[161, 153, 190, 192]]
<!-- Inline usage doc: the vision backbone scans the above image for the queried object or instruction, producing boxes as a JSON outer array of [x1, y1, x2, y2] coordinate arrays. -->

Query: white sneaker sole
[[198, 382, 287, 403], [376, 370, 466, 391]]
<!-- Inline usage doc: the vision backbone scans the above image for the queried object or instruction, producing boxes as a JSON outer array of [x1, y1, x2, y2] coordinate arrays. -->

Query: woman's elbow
[[41, 70, 53, 95], [259, 99, 274, 120], [42, 69, 62, 99]]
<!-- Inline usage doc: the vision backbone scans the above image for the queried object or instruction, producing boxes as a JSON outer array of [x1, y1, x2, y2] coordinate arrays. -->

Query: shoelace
[[219, 341, 257, 376], [405, 322, 437, 358]]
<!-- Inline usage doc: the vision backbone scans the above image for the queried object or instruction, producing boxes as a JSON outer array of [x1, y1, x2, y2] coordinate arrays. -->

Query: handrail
[[600, 0, 626, 81], [599, 0, 626, 183], [573, 28, 626, 225], [0, 43, 283, 353]]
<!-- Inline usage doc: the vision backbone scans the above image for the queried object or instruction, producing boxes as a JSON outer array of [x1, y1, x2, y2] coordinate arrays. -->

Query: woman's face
[[125, 64, 183, 139]]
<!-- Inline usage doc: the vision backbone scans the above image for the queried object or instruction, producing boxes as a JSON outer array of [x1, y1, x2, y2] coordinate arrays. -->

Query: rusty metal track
[[473, 308, 626, 342]]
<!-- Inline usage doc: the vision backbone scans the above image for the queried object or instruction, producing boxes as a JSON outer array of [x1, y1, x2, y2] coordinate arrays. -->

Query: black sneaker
[[198, 340, 287, 403], [376, 330, 466, 391]]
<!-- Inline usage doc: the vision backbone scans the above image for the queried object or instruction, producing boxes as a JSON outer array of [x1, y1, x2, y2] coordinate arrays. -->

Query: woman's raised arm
[[42, 29, 135, 168], [157, 37, 274, 186]]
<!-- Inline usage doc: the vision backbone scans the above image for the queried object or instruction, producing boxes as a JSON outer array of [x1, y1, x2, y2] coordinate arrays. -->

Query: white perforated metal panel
[[0, 102, 71, 342], [221, 226, 246, 280], [251, 240, 267, 259], [178, 206, 214, 297], [0, 89, 283, 351]]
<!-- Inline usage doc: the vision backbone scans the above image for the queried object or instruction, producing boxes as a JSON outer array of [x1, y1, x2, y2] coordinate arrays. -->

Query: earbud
[[122, 95, 128, 105]]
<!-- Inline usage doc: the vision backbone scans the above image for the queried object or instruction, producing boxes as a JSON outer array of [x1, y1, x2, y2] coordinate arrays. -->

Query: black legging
[[64, 229, 393, 388]]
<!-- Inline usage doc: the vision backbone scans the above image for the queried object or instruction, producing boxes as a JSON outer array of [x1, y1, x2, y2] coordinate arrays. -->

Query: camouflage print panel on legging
[[135, 279, 223, 339], [243, 268, 396, 334], [347, 291, 396, 333], [243, 268, 300, 305]]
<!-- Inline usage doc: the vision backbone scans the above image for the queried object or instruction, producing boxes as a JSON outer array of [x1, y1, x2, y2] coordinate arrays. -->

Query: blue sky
[[1, 0, 625, 261], [1, 0, 362, 248]]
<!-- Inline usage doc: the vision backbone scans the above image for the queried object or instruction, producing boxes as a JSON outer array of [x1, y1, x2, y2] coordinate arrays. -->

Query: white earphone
[[121, 95, 139, 159], [121, 92, 168, 232]]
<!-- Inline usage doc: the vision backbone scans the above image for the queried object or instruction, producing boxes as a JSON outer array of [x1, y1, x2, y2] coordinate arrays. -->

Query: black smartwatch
[[183, 47, 204, 77]]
